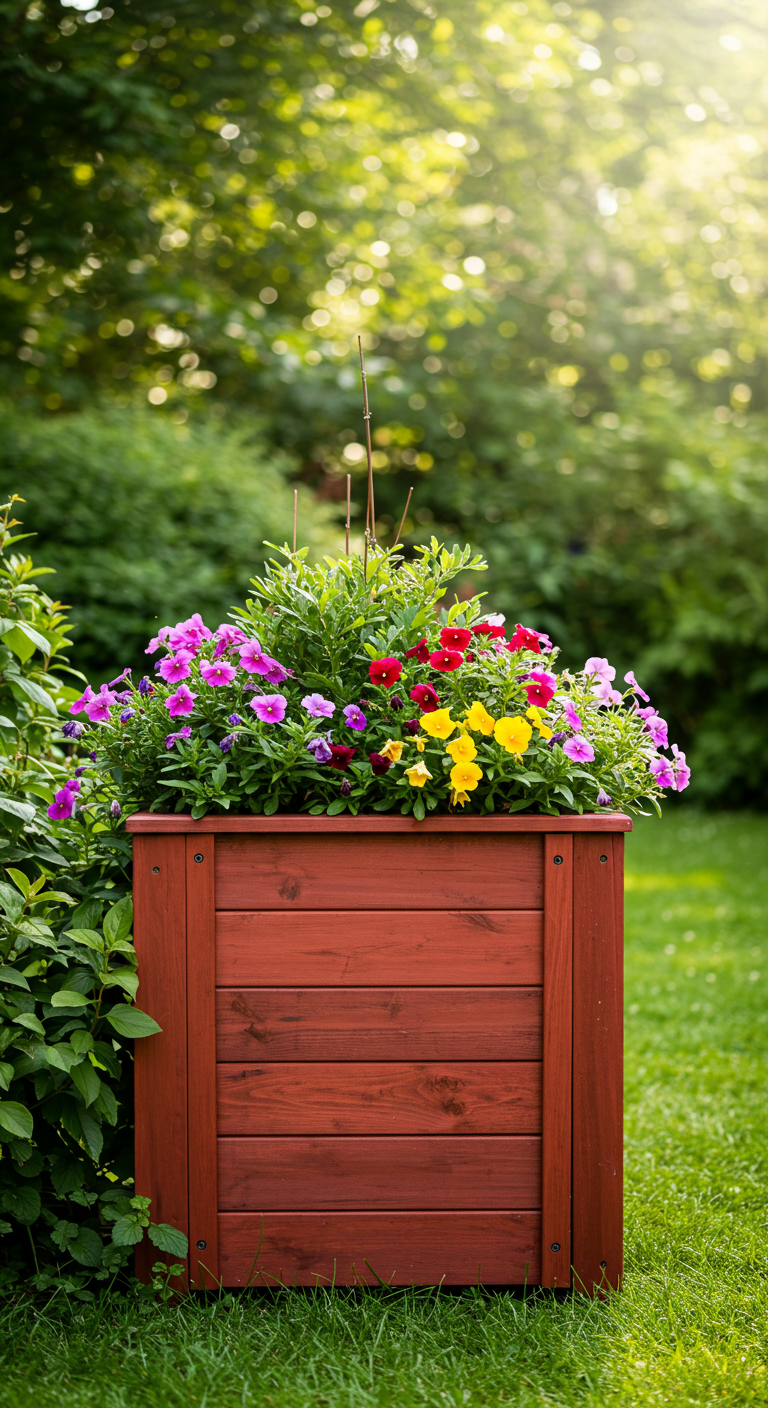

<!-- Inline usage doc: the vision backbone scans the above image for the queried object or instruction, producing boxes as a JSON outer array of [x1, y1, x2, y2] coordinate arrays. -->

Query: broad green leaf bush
[[0, 499, 188, 1294]]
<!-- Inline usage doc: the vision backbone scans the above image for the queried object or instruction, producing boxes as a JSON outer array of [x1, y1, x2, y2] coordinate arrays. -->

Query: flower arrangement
[[64, 541, 689, 821]]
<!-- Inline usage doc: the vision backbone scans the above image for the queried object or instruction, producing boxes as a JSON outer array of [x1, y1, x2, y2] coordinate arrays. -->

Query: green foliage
[[0, 405, 338, 682]]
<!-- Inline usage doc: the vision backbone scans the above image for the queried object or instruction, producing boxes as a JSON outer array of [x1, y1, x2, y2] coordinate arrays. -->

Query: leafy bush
[[0, 405, 338, 683], [0, 498, 187, 1294], [89, 541, 689, 820]]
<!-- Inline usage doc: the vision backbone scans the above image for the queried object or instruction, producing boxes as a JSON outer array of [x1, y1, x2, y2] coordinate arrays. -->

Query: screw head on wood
[[152, 867, 160, 874], [553, 855, 563, 865], [196, 1240, 207, 1250], [194, 853, 204, 863], [600, 855, 608, 863], [550, 1242, 561, 1252]]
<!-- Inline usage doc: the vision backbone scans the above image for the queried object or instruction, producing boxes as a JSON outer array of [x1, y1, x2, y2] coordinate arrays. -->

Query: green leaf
[[0, 966, 30, 991], [212, 760, 227, 788], [102, 897, 133, 946], [110, 1215, 145, 1247], [0, 795, 36, 824], [70, 1030, 93, 1056], [51, 990, 90, 1008], [68, 1226, 104, 1268], [148, 1222, 189, 1258], [104, 967, 139, 999], [77, 1107, 103, 1163], [9, 675, 58, 715], [1, 1184, 40, 1224], [46, 1043, 77, 1073], [413, 795, 426, 821], [64, 928, 104, 952], [326, 798, 347, 816], [71, 1059, 101, 1107], [106, 1006, 162, 1039], [12, 1012, 46, 1035], [0, 1062, 13, 1092], [6, 868, 29, 899], [0, 1101, 33, 1140]]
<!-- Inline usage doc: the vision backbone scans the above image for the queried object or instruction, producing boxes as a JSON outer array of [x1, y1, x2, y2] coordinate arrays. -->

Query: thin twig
[[358, 335, 375, 542], [395, 485, 414, 545], [292, 488, 298, 555], [346, 473, 351, 555], [363, 527, 369, 576]]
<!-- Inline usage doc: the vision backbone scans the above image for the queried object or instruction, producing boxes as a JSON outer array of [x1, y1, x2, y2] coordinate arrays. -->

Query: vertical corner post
[[572, 831, 624, 1296], [186, 834, 219, 1287], [133, 834, 189, 1285], [541, 833, 573, 1288]]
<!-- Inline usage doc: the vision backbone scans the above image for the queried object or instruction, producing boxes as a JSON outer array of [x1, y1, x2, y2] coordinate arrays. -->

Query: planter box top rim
[[125, 811, 632, 834]]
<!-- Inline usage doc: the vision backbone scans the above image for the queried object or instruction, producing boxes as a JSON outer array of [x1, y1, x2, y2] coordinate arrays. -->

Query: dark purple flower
[[120, 709, 135, 724], [165, 726, 192, 750], [339, 778, 352, 797], [61, 721, 84, 740], [546, 732, 567, 749], [116, 691, 133, 705], [369, 751, 391, 775], [89, 751, 97, 762], [219, 734, 236, 753], [74, 766, 88, 777], [403, 718, 421, 736], [596, 788, 612, 806], [138, 677, 154, 697], [390, 695, 404, 712], [110, 800, 122, 819], [64, 778, 81, 793], [228, 713, 243, 726], [307, 736, 333, 764]]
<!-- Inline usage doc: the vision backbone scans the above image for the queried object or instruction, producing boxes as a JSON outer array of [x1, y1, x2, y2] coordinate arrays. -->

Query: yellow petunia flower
[[405, 759, 433, 788], [414, 737, 425, 752], [445, 733, 478, 764], [465, 700, 496, 735], [526, 705, 553, 741], [379, 738, 403, 763], [450, 789, 470, 808], [494, 716, 533, 755], [449, 760, 483, 792], [419, 708, 457, 740]]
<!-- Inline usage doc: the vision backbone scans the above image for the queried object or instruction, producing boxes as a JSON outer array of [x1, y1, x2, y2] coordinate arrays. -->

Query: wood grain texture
[[215, 833, 543, 911], [217, 1136, 541, 1211], [128, 813, 632, 834], [133, 835, 188, 1286], [572, 832, 624, 1296], [218, 1211, 541, 1286], [541, 834, 573, 1289], [186, 835, 219, 1289], [216, 910, 543, 986], [217, 1062, 542, 1136], [215, 988, 543, 1062]]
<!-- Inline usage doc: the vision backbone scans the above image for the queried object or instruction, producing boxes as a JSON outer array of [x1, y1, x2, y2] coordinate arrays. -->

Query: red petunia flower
[[406, 638, 430, 664], [429, 649, 464, 672], [439, 626, 472, 652], [507, 623, 542, 655], [410, 683, 440, 713], [524, 682, 555, 708], [329, 745, 357, 770], [369, 751, 391, 775], [369, 656, 404, 689], [472, 622, 506, 640]]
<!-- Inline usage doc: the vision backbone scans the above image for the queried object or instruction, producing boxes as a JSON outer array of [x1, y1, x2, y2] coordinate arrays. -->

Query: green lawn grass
[[3, 808, 768, 1407]]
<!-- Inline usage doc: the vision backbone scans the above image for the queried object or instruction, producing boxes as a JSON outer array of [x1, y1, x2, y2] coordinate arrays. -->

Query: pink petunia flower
[[592, 679, 622, 706], [260, 655, 292, 684], [200, 659, 238, 687], [563, 737, 595, 763], [145, 627, 171, 655], [157, 650, 194, 684], [250, 693, 287, 724], [624, 670, 649, 703], [649, 756, 675, 788], [563, 700, 582, 731], [524, 668, 557, 708], [671, 743, 691, 792], [584, 656, 615, 682], [165, 683, 198, 718], [303, 693, 335, 719], [48, 787, 76, 820], [165, 726, 192, 749], [70, 685, 96, 716], [238, 638, 265, 672], [343, 704, 367, 730], [85, 686, 118, 724], [642, 711, 669, 749], [168, 614, 213, 653]]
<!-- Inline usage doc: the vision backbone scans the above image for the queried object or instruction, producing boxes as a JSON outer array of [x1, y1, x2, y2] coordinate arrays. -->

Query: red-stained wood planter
[[127, 812, 629, 1295]]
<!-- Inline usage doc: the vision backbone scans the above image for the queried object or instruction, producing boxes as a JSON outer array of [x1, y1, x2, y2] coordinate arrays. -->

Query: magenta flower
[[165, 684, 198, 718], [48, 787, 75, 820], [671, 744, 691, 792], [165, 726, 192, 748], [307, 736, 333, 763], [108, 667, 132, 688], [584, 657, 615, 682], [302, 692, 335, 719], [85, 687, 117, 724], [641, 710, 668, 749], [592, 679, 622, 706], [596, 788, 612, 806], [200, 659, 238, 687], [563, 737, 595, 763], [64, 778, 81, 793], [624, 670, 649, 702], [146, 627, 171, 654], [563, 700, 582, 731], [157, 650, 194, 684], [260, 655, 292, 684], [168, 613, 213, 653], [650, 756, 675, 788], [69, 685, 96, 717], [343, 704, 367, 731], [238, 638, 265, 672], [250, 693, 287, 724], [214, 624, 248, 658]]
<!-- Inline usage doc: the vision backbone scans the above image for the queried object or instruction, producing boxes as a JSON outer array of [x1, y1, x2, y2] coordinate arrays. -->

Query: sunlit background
[[2, 0, 766, 804]]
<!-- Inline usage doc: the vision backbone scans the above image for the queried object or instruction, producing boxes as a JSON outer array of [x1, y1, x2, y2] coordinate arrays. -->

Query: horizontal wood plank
[[218, 1211, 541, 1286], [215, 834, 543, 910], [218, 1136, 541, 1210], [216, 988, 542, 1062], [216, 910, 543, 986], [128, 813, 632, 833], [217, 1062, 541, 1136]]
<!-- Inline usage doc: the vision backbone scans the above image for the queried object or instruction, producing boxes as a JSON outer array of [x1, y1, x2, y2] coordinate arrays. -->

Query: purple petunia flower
[[307, 736, 333, 763], [167, 614, 213, 654], [563, 737, 595, 763], [390, 695, 404, 712], [145, 627, 171, 654], [64, 778, 81, 793], [138, 676, 154, 697], [250, 693, 287, 724], [649, 756, 675, 789], [671, 744, 691, 792], [302, 692, 335, 719], [339, 779, 352, 798], [639, 708, 668, 749], [214, 624, 248, 658], [74, 766, 88, 777], [343, 704, 366, 731], [165, 726, 192, 749], [69, 685, 96, 717], [547, 731, 567, 749], [48, 787, 75, 820], [89, 751, 97, 762], [108, 667, 132, 688], [562, 700, 582, 731], [165, 684, 198, 719], [624, 670, 649, 703], [219, 734, 237, 754], [200, 658, 238, 687], [120, 709, 135, 723], [157, 650, 194, 684], [110, 800, 122, 819], [592, 678, 622, 706], [227, 713, 243, 726], [85, 686, 118, 724], [61, 721, 84, 739], [403, 718, 421, 736], [261, 655, 292, 684], [596, 788, 612, 806]]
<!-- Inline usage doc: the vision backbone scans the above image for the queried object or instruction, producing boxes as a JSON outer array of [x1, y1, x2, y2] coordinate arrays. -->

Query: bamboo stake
[[292, 488, 298, 555], [358, 335, 375, 543], [395, 486, 414, 546], [345, 474, 351, 555]]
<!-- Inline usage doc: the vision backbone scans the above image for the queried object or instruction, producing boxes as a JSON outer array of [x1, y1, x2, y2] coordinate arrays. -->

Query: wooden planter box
[[127, 813, 629, 1294]]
